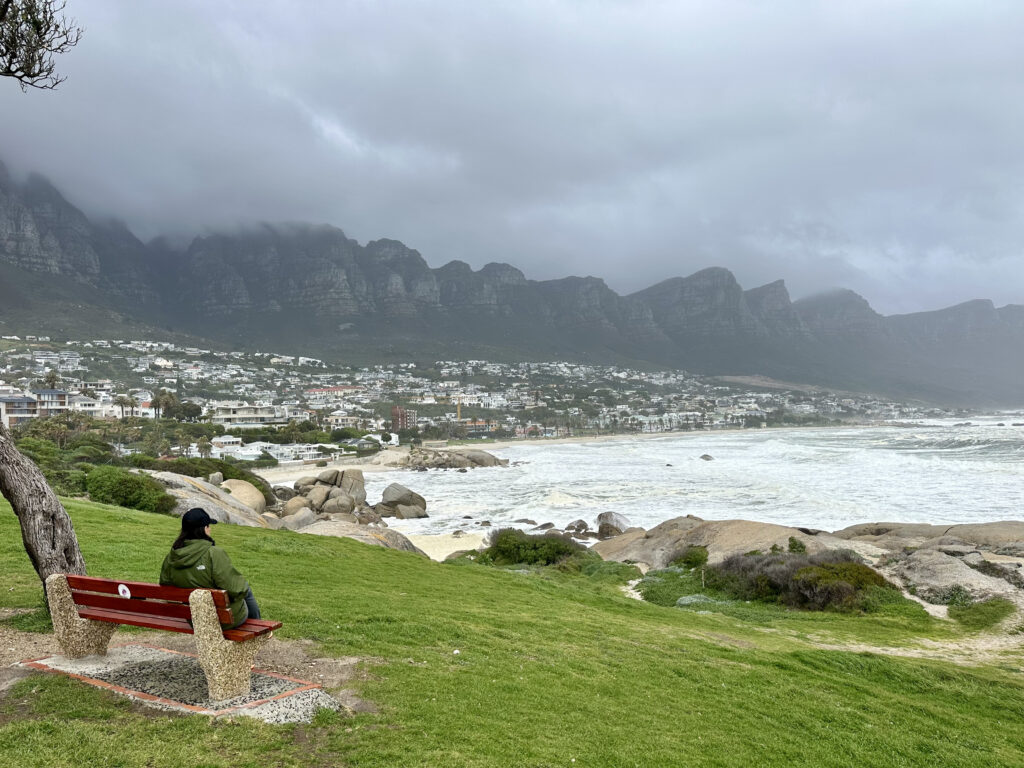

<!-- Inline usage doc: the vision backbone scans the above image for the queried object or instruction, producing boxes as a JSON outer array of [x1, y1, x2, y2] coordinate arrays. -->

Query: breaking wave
[[366, 420, 1024, 536]]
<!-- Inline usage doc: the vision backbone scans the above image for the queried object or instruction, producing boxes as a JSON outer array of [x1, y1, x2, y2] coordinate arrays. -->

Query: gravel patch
[[23, 644, 341, 722]]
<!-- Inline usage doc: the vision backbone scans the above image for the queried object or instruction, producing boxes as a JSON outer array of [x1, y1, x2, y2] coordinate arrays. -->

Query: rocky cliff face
[[0, 164, 160, 306], [2, 162, 1023, 405]]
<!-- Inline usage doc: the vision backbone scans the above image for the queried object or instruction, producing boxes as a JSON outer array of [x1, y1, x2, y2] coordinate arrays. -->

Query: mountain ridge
[[1, 162, 1022, 406]]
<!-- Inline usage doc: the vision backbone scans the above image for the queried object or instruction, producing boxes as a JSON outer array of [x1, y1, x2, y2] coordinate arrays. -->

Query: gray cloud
[[3, 0, 1024, 314]]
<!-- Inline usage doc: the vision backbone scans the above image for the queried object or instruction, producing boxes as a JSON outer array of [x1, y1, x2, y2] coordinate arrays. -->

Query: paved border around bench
[[20, 643, 342, 722]]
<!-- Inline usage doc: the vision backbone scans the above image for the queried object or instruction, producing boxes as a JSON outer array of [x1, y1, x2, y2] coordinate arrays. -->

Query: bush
[[948, 598, 1016, 630], [788, 536, 807, 554], [85, 466, 176, 515], [707, 550, 896, 612], [669, 545, 708, 569], [485, 528, 583, 566], [919, 584, 974, 607]]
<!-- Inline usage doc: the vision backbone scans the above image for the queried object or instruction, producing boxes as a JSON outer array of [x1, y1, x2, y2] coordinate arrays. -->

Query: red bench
[[46, 573, 281, 701], [64, 575, 280, 641]]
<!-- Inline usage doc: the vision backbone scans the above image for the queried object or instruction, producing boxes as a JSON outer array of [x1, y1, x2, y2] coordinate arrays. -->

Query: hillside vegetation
[[1, 500, 1023, 767]]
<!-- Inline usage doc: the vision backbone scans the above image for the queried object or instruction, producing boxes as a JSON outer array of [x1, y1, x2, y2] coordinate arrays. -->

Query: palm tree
[[113, 395, 131, 419], [151, 389, 165, 419], [42, 370, 60, 390], [196, 435, 212, 459]]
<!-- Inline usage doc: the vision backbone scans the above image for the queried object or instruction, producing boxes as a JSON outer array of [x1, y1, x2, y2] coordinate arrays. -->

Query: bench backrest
[[67, 575, 234, 632]]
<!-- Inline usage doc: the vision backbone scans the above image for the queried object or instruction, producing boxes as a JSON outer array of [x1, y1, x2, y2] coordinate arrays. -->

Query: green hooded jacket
[[159, 539, 250, 629]]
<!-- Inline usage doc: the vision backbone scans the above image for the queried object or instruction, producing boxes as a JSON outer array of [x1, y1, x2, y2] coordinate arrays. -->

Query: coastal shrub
[[638, 568, 706, 607], [668, 545, 708, 569], [707, 550, 897, 612], [948, 598, 1015, 630], [485, 528, 583, 566], [919, 584, 974, 607], [788, 537, 807, 554], [127, 453, 157, 468], [85, 466, 176, 515]]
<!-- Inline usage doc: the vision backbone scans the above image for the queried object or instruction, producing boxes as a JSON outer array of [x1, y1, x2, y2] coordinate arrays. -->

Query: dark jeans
[[244, 587, 261, 620]]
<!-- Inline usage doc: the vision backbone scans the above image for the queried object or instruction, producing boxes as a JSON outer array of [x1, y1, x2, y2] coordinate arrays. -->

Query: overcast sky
[[3, 0, 1023, 314]]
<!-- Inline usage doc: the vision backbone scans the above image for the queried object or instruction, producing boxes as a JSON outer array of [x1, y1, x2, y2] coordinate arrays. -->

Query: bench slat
[[78, 607, 195, 634], [66, 575, 230, 608], [223, 619, 281, 642], [243, 619, 283, 630], [72, 590, 234, 626]]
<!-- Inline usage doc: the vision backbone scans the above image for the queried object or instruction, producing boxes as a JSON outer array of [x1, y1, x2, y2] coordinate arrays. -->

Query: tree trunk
[[0, 422, 86, 587]]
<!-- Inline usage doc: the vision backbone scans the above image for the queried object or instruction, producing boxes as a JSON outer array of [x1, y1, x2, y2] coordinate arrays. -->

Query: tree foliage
[[0, 0, 82, 90]]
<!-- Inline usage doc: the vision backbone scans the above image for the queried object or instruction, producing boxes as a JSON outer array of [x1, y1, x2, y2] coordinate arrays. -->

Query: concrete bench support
[[189, 589, 270, 701], [46, 573, 117, 658]]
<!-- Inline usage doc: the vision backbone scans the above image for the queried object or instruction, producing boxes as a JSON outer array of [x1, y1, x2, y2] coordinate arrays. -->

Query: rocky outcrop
[[883, 549, 1018, 603], [298, 520, 427, 556], [592, 515, 880, 571], [267, 469, 372, 531], [832, 521, 1024, 551], [387, 447, 509, 470], [144, 471, 266, 527]]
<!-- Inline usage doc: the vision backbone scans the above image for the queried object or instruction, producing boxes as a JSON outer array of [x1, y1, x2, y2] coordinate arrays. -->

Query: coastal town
[[0, 334, 965, 462]]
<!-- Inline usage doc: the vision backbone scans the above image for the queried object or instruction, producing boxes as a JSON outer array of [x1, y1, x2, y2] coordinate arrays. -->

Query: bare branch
[[0, 0, 83, 91]]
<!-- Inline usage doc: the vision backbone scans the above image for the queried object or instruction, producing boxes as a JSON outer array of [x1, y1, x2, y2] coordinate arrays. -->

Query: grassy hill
[[1, 499, 1023, 767]]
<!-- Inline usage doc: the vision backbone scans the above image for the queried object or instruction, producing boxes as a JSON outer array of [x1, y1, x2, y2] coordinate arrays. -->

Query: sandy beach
[[405, 532, 488, 561]]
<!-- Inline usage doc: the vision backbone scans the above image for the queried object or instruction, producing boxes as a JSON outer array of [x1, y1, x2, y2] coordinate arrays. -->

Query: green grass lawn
[[2, 499, 1024, 767]]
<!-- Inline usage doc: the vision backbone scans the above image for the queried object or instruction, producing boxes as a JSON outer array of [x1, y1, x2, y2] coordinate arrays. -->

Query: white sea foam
[[372, 420, 1024, 537]]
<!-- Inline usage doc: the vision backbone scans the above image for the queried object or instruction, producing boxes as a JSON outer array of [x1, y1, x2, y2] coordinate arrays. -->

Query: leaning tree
[[0, 420, 86, 587]]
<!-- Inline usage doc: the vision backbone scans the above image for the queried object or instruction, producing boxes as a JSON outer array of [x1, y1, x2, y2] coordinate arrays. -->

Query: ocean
[[362, 419, 1024, 537]]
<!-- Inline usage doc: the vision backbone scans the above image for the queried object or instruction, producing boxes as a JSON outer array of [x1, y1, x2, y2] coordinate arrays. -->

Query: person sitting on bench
[[159, 507, 261, 629]]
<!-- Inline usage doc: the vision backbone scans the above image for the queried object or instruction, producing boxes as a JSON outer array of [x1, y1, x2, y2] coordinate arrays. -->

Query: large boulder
[[299, 520, 428, 556], [273, 486, 297, 501], [306, 485, 332, 511], [448, 448, 508, 468], [145, 471, 265, 527], [282, 496, 312, 517], [260, 512, 284, 530], [322, 494, 356, 515], [395, 503, 429, 520], [338, 469, 367, 505], [294, 476, 319, 493], [596, 511, 632, 540], [591, 518, 701, 570], [281, 507, 319, 531], [219, 479, 266, 515], [381, 483, 426, 509], [317, 468, 340, 485]]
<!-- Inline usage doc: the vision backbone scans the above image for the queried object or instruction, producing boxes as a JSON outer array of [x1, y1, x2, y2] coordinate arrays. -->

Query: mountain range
[[2, 160, 1022, 406]]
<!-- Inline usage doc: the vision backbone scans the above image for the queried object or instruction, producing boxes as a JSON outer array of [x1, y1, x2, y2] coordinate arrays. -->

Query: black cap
[[182, 507, 217, 528]]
